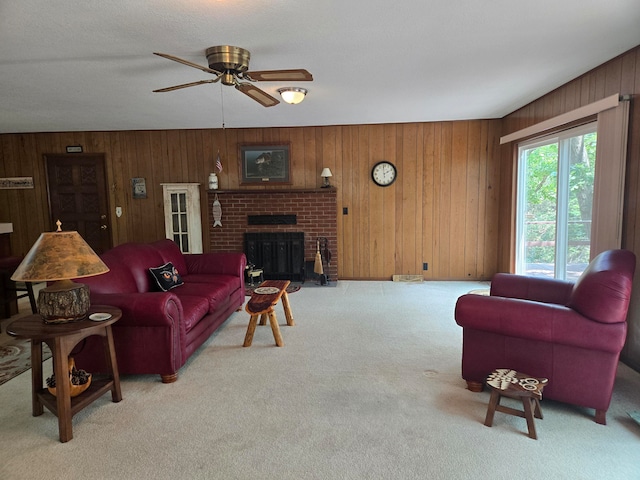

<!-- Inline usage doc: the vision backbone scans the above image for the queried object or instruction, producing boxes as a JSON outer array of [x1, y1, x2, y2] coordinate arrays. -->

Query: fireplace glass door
[[244, 232, 304, 281]]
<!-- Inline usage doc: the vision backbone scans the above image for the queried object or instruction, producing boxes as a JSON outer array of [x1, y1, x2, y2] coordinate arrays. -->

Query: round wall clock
[[371, 161, 397, 187]]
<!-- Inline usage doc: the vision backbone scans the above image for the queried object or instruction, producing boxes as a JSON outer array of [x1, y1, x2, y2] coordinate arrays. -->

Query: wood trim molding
[[500, 93, 620, 145]]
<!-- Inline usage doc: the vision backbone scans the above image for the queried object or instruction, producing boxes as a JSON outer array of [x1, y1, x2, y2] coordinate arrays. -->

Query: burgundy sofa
[[74, 239, 246, 383], [454, 249, 635, 424]]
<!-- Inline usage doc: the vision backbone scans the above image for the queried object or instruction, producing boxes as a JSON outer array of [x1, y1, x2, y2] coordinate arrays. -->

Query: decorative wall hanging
[[131, 177, 147, 199], [0, 177, 34, 189], [212, 194, 222, 227], [239, 143, 291, 185]]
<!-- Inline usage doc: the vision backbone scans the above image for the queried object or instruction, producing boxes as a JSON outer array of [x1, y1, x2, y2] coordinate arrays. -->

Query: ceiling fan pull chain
[[220, 83, 226, 130]]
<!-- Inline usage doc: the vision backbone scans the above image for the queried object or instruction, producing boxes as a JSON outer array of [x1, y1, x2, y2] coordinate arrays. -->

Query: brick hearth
[[207, 189, 338, 281]]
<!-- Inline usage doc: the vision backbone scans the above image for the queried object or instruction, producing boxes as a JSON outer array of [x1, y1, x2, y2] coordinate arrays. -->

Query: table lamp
[[11, 221, 109, 324], [321, 168, 333, 188]]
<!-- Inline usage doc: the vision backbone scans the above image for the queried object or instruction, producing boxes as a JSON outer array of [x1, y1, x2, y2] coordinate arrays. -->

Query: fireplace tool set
[[314, 237, 331, 285]]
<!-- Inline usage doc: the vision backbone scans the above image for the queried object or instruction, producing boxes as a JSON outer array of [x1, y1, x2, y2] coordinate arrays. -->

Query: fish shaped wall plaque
[[212, 194, 222, 227]]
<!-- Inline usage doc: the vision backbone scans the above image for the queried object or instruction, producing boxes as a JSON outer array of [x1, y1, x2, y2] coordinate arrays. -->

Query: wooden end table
[[244, 280, 295, 347], [7, 305, 122, 443], [484, 368, 548, 440]]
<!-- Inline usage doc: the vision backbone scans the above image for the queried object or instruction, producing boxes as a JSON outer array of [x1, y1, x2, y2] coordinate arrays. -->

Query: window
[[170, 191, 189, 252], [516, 123, 597, 280]]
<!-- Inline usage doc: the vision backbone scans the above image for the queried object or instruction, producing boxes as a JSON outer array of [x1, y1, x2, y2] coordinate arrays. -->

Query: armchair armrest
[[184, 252, 247, 278], [454, 294, 626, 353], [490, 273, 574, 305]]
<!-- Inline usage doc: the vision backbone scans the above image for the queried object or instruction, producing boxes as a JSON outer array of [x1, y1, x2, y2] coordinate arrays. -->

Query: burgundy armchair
[[454, 249, 636, 424]]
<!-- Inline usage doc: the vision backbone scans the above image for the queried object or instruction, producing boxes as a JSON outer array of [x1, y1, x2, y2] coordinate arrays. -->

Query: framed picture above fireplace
[[239, 143, 291, 185]]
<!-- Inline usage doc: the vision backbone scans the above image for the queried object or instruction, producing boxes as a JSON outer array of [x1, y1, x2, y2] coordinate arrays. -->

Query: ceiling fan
[[153, 45, 313, 107]]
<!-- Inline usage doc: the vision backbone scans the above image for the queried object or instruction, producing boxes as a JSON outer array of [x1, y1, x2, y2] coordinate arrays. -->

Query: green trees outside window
[[517, 124, 597, 280]]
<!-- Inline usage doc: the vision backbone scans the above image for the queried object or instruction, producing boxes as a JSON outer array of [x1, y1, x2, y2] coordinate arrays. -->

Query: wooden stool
[[484, 368, 548, 439], [244, 280, 295, 347]]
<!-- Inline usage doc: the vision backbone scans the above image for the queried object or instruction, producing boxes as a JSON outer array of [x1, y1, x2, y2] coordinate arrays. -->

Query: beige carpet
[[1, 280, 639, 480]]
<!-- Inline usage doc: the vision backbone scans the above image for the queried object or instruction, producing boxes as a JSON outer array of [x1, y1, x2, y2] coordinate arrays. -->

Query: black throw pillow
[[149, 262, 184, 292]]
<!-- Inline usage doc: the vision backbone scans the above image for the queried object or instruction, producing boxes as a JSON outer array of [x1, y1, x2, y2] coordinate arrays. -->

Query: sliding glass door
[[516, 123, 597, 280]]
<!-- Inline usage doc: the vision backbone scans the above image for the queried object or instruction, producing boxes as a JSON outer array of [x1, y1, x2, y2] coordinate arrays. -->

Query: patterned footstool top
[[486, 369, 548, 399]]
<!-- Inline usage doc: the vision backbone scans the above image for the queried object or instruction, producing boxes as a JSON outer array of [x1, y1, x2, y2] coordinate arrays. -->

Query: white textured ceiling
[[1, 1, 639, 134]]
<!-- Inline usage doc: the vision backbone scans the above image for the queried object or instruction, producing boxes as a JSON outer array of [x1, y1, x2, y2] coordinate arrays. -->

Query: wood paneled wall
[[336, 122, 502, 279], [0, 120, 502, 280]]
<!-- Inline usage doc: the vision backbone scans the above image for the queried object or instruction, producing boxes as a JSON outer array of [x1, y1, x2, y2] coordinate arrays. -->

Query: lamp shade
[[11, 231, 109, 282], [320, 167, 333, 188], [11, 229, 109, 323], [277, 87, 307, 105]]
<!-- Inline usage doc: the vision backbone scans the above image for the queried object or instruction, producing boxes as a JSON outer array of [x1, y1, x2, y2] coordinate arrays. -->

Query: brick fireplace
[[207, 188, 338, 281]]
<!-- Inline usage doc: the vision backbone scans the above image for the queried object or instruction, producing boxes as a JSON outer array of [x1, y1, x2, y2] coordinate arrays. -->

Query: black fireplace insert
[[244, 232, 305, 281]]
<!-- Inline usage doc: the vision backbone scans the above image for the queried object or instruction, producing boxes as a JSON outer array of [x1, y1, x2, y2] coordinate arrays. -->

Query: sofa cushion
[[149, 262, 184, 292], [177, 294, 210, 332], [184, 275, 239, 301], [82, 248, 138, 294], [182, 273, 240, 290], [104, 242, 165, 293], [151, 239, 189, 277], [172, 281, 232, 314]]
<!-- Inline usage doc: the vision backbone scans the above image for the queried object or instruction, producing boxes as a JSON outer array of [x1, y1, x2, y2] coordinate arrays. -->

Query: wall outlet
[[423, 262, 428, 270], [343, 207, 348, 215]]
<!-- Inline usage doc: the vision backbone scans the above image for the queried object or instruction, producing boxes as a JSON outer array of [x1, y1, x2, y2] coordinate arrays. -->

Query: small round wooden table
[[7, 305, 122, 443]]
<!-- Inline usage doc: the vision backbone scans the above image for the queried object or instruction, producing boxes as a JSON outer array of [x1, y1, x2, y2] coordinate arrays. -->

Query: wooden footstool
[[484, 368, 548, 439], [243, 280, 295, 347]]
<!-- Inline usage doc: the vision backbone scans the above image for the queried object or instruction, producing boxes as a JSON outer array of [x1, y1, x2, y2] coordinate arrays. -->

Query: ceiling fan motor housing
[[206, 46, 251, 80]]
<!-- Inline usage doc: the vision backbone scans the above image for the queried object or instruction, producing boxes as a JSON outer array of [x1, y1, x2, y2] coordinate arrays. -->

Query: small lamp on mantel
[[11, 221, 109, 324], [321, 168, 333, 188]]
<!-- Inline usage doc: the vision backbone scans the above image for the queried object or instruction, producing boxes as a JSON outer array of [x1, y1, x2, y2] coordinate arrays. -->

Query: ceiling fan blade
[[154, 52, 222, 75], [153, 79, 219, 93], [235, 83, 280, 107], [244, 69, 313, 82]]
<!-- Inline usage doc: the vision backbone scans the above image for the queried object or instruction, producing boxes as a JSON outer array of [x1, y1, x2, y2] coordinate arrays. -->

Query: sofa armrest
[[90, 292, 183, 328], [454, 294, 627, 353], [490, 273, 574, 305], [184, 252, 247, 278]]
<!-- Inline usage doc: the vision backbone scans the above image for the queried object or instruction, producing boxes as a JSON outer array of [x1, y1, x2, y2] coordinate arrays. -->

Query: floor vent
[[392, 275, 423, 282]]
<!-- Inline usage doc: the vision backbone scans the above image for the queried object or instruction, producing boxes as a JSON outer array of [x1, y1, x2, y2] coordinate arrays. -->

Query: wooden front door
[[45, 154, 112, 254]]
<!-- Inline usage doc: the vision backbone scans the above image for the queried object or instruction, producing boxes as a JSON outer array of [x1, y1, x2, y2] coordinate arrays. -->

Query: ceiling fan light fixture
[[278, 87, 308, 105], [154, 46, 313, 107]]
